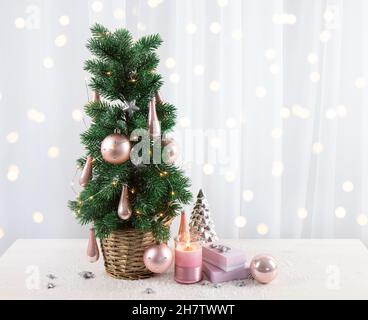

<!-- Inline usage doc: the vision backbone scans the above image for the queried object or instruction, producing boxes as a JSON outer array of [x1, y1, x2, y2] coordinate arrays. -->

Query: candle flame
[[185, 239, 190, 249], [184, 232, 191, 250]]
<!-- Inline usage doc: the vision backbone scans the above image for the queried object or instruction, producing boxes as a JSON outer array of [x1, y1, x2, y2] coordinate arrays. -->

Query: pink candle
[[174, 237, 202, 284]]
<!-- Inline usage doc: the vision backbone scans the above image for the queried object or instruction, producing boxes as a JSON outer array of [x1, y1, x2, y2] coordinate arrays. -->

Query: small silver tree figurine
[[189, 189, 218, 243]]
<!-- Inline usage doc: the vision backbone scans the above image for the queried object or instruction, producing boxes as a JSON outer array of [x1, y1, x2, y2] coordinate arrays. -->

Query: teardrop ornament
[[148, 97, 161, 139], [87, 227, 99, 263], [79, 156, 93, 187], [118, 185, 132, 220], [155, 91, 163, 104]]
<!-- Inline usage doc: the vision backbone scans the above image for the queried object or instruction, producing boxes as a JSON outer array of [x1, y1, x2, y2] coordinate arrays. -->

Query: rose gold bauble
[[117, 185, 132, 220], [250, 254, 278, 284], [162, 137, 179, 164], [87, 228, 99, 263], [79, 156, 93, 187], [143, 243, 173, 273], [101, 133, 131, 164]]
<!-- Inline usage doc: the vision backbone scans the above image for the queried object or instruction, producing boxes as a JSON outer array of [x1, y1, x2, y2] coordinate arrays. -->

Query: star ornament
[[122, 100, 139, 116]]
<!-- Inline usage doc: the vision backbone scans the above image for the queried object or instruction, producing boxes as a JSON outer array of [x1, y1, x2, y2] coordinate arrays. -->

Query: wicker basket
[[100, 222, 171, 280]]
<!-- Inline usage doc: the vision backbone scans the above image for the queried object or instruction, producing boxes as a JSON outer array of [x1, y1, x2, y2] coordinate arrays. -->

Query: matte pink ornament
[[162, 137, 179, 164], [250, 254, 278, 284], [101, 133, 131, 164], [87, 228, 99, 263], [117, 185, 132, 220], [143, 243, 173, 273], [79, 156, 93, 187], [148, 97, 161, 139]]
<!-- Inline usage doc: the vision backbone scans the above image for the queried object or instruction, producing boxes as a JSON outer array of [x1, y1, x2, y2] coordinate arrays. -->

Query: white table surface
[[0, 239, 368, 300]]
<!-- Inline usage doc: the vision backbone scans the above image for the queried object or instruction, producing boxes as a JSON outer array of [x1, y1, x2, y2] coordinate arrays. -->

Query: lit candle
[[174, 233, 202, 284]]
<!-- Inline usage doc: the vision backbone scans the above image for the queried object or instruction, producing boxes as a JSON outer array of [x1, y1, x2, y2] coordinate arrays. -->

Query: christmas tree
[[68, 24, 192, 243], [189, 189, 218, 243]]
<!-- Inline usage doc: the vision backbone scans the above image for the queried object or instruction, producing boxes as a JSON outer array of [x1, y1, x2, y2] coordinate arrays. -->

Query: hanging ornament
[[122, 99, 139, 117], [178, 211, 187, 241], [101, 131, 131, 164], [92, 91, 100, 102], [87, 227, 99, 263], [155, 91, 163, 104], [79, 156, 93, 187], [148, 97, 161, 139], [117, 185, 132, 220], [250, 254, 278, 284], [162, 136, 179, 164], [143, 243, 173, 273]]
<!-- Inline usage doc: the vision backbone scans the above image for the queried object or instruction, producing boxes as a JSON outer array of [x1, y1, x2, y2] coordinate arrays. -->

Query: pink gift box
[[202, 244, 246, 272], [202, 261, 250, 283]]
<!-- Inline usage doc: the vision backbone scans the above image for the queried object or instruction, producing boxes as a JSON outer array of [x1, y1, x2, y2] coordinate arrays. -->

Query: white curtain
[[1, 0, 368, 255]]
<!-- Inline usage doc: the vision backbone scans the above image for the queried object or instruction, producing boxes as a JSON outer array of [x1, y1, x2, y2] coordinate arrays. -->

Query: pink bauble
[[250, 254, 278, 284], [143, 244, 173, 274], [162, 138, 179, 164], [101, 133, 131, 164]]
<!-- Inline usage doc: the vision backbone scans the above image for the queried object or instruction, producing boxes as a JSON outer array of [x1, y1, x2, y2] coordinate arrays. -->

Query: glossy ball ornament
[[101, 133, 131, 164], [250, 254, 278, 284], [143, 244, 173, 274], [162, 137, 179, 164]]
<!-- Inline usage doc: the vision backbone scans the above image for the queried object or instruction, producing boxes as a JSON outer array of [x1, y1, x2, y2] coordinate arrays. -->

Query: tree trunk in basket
[[100, 229, 155, 280]]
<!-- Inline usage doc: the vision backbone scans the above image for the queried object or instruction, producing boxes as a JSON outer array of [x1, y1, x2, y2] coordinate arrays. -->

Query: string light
[[106, 71, 112, 76], [160, 171, 168, 177], [77, 180, 126, 213], [171, 191, 175, 196]]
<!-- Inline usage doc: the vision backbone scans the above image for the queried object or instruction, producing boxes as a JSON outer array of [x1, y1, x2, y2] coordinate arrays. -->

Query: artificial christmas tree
[[189, 189, 218, 243], [68, 24, 192, 279]]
